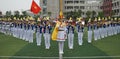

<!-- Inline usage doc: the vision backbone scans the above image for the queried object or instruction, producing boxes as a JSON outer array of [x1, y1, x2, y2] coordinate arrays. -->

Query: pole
[[59, 0, 63, 59], [59, 0, 63, 19]]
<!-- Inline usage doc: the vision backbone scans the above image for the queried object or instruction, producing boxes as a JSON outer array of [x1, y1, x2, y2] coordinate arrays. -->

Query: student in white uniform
[[43, 20, 52, 49], [57, 19, 67, 54], [87, 18, 93, 43], [76, 17, 84, 45], [36, 18, 43, 46], [67, 19, 75, 49], [93, 18, 98, 41]]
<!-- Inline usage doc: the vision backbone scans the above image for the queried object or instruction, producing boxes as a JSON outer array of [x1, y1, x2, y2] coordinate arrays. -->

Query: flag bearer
[[67, 17, 75, 49], [57, 19, 67, 54]]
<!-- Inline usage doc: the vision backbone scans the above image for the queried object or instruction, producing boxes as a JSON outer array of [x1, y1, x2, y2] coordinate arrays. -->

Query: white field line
[[0, 56, 120, 59]]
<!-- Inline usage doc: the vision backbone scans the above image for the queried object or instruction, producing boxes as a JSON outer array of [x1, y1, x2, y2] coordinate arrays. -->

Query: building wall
[[40, 0, 102, 18], [102, 0, 112, 17], [112, 0, 120, 17]]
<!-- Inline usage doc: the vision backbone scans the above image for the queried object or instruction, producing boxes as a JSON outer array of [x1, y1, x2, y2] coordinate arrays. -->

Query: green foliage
[[22, 11, 27, 17], [86, 11, 92, 18], [97, 11, 104, 17], [91, 11, 96, 18], [65, 9, 82, 20], [14, 11, 20, 18], [6, 11, 12, 17], [48, 12, 52, 16]]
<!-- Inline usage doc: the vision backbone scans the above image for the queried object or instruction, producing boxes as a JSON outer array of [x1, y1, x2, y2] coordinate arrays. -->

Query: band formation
[[0, 16, 120, 54]]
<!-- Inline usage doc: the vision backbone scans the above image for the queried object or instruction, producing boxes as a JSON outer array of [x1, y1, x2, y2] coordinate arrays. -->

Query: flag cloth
[[30, 0, 41, 14], [51, 21, 60, 41]]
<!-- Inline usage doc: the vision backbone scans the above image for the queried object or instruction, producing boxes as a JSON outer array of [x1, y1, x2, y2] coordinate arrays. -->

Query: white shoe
[[59, 52, 64, 54], [69, 47, 73, 49]]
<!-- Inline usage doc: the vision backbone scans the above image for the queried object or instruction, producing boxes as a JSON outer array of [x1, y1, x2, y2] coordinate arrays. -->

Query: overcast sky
[[0, 0, 39, 14]]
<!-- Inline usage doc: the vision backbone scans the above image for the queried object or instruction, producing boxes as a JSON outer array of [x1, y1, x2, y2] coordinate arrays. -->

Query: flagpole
[[59, 0, 63, 19], [59, 0, 63, 59]]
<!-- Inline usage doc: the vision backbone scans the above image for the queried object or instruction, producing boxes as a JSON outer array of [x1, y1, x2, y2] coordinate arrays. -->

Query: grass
[[0, 28, 120, 59]]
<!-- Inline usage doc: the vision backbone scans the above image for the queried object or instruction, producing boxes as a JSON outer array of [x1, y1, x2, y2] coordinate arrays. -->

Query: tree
[[92, 11, 96, 18], [78, 10, 82, 17], [0, 11, 2, 15], [98, 11, 104, 17], [111, 10, 115, 16], [14, 11, 20, 17], [22, 11, 27, 17], [86, 11, 91, 18], [48, 12, 52, 16], [6, 11, 11, 16]]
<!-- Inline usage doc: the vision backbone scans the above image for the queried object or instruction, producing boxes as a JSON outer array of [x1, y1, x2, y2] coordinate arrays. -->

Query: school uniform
[[36, 25, 43, 46], [77, 24, 84, 45], [88, 24, 93, 43], [57, 25, 67, 54], [43, 25, 52, 49], [67, 25, 74, 49]]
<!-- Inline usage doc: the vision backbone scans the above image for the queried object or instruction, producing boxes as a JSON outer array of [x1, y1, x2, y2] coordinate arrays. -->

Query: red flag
[[30, 0, 41, 14]]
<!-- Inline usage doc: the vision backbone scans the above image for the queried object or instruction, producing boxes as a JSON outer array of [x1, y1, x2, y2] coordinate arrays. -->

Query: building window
[[43, 0, 47, 6], [74, 6, 79, 9], [43, 8, 47, 14], [80, 6, 85, 9], [66, 1, 73, 4], [80, 1, 85, 4], [74, 1, 79, 4], [67, 6, 73, 9]]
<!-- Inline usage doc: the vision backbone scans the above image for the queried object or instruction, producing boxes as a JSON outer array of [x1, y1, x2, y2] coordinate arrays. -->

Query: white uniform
[[67, 25, 74, 49], [93, 23, 98, 41], [76, 24, 84, 45], [57, 25, 67, 54], [43, 25, 52, 49], [28, 24, 34, 43], [88, 23, 92, 43], [36, 25, 42, 46]]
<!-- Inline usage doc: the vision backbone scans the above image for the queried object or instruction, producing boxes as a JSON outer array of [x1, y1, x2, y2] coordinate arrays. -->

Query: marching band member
[[97, 17, 102, 39], [22, 18, 27, 41], [76, 17, 84, 45], [93, 18, 98, 40], [87, 18, 93, 43], [67, 17, 75, 49], [104, 17, 108, 37], [57, 19, 67, 54], [36, 18, 43, 46], [43, 17, 52, 49], [101, 17, 105, 38], [113, 18, 117, 35], [28, 17, 35, 43]]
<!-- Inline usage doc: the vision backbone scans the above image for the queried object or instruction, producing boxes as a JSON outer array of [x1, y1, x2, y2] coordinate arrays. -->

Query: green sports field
[[0, 28, 120, 59]]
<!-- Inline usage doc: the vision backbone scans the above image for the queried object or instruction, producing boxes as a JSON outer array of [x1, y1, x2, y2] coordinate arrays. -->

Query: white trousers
[[68, 33, 74, 49], [29, 30, 34, 43], [88, 31, 92, 43], [94, 30, 97, 41], [78, 32, 83, 45], [44, 33, 50, 49], [36, 32, 42, 46], [58, 41, 64, 54]]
